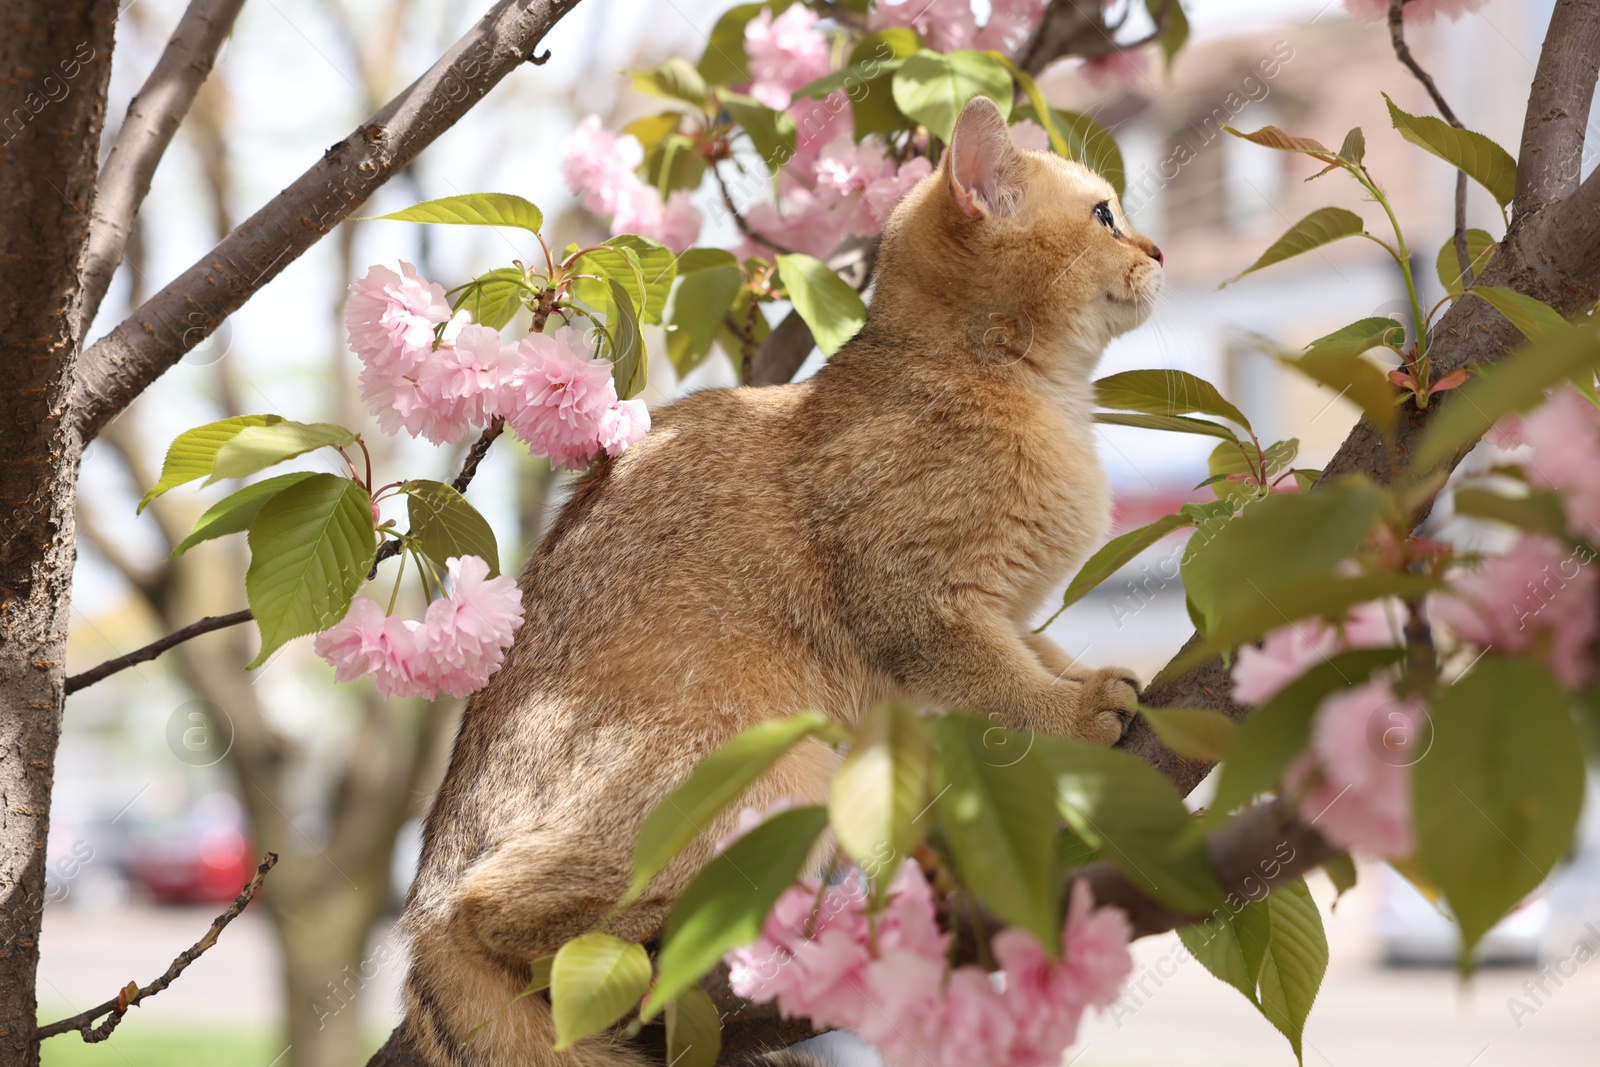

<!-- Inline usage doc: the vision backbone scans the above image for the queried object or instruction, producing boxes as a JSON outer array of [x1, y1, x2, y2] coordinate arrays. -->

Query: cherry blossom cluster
[[726, 861, 1132, 1067], [314, 556, 525, 700], [560, 117, 703, 253], [1341, 0, 1486, 23], [868, 0, 1048, 55], [346, 262, 648, 468], [1231, 602, 1422, 858], [1433, 386, 1600, 690]]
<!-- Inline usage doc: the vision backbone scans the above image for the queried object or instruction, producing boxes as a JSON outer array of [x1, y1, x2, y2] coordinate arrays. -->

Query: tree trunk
[[0, 3, 116, 1063], [277, 882, 393, 1067]]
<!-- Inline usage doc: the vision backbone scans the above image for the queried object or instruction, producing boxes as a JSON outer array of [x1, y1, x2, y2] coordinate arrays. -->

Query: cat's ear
[[945, 97, 1024, 219]]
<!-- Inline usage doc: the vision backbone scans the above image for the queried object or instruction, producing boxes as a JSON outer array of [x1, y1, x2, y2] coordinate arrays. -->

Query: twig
[[73, 0, 587, 444], [79, 0, 247, 330], [1388, 0, 1474, 286], [72, 422, 506, 693], [37, 853, 278, 1042], [713, 165, 795, 257], [64, 610, 253, 695]]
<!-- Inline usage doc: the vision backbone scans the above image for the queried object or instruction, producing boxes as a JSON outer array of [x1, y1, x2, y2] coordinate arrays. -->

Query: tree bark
[[0, 3, 118, 1064]]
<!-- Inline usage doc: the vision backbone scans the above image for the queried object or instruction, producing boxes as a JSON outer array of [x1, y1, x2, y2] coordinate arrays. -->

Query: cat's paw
[[1072, 667, 1140, 746]]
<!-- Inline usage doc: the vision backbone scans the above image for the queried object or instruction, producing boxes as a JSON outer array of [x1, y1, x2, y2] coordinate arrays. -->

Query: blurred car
[[125, 792, 255, 905], [1376, 865, 1548, 966]]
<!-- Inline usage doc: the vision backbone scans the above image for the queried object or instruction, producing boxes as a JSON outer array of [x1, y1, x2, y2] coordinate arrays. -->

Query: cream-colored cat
[[399, 96, 1163, 1066]]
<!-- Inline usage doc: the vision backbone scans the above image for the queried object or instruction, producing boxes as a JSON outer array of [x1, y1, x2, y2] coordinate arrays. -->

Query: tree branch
[[72, 0, 586, 443], [79, 0, 247, 330], [36, 852, 277, 1042], [1515, 0, 1600, 218]]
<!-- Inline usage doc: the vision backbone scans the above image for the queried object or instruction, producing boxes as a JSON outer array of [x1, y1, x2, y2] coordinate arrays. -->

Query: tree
[[5, 1, 1600, 1067]]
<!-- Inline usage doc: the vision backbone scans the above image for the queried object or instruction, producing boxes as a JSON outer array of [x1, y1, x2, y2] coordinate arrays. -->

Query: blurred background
[[46, 0, 1600, 1064]]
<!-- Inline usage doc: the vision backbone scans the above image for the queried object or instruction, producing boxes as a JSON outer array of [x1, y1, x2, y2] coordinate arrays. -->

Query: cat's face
[[880, 97, 1163, 364]]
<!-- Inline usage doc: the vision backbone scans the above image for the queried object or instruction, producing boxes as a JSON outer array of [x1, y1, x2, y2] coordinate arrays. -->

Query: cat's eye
[[1093, 202, 1117, 230]]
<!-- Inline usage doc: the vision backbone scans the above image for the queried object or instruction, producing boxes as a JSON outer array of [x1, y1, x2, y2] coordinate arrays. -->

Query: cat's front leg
[[862, 603, 1135, 745]]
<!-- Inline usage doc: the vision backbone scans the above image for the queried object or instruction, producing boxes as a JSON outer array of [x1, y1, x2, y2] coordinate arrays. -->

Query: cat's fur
[[398, 97, 1164, 1066]]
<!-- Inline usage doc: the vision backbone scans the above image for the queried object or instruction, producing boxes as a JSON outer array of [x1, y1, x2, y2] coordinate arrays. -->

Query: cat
[[398, 96, 1164, 1067]]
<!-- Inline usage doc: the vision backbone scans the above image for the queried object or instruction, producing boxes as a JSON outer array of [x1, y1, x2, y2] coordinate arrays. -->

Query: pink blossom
[[1009, 119, 1052, 153], [417, 322, 513, 428], [745, 5, 834, 110], [870, 0, 978, 52], [935, 968, 1016, 1067], [1342, 0, 1485, 22], [786, 91, 855, 172], [1430, 534, 1597, 689], [345, 261, 451, 371], [1290, 679, 1424, 858], [1232, 600, 1396, 705], [360, 313, 484, 446], [852, 950, 946, 1067], [315, 555, 523, 700], [1080, 49, 1146, 90], [613, 186, 703, 254], [498, 328, 620, 470], [314, 597, 420, 699], [1486, 412, 1525, 450], [975, 0, 1049, 52], [745, 185, 848, 260], [561, 115, 646, 218], [599, 398, 651, 457], [1519, 387, 1600, 537]]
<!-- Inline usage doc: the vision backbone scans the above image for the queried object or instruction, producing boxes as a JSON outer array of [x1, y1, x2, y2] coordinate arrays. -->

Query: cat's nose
[[1147, 243, 1164, 266], [1132, 234, 1163, 266]]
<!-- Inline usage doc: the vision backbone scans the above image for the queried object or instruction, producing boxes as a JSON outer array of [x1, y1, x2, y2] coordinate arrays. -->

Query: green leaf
[[1414, 317, 1600, 471], [1222, 207, 1365, 286], [1032, 734, 1223, 914], [774, 253, 866, 356], [1285, 352, 1399, 435], [1224, 125, 1339, 163], [720, 92, 798, 171], [1384, 94, 1517, 208], [172, 472, 319, 557], [573, 235, 678, 325], [1414, 656, 1584, 965], [1303, 317, 1404, 360], [629, 712, 836, 900], [664, 985, 722, 1067], [1337, 126, 1365, 165], [676, 248, 739, 274], [549, 933, 652, 1050], [1205, 438, 1299, 500], [1324, 853, 1358, 907], [1181, 479, 1384, 638], [649, 806, 830, 1012], [795, 27, 918, 141], [668, 264, 744, 378], [244, 473, 377, 668], [1180, 879, 1328, 1065], [931, 714, 1063, 952], [1188, 572, 1439, 666], [209, 421, 359, 483], [452, 267, 533, 331], [829, 701, 931, 885], [1452, 486, 1569, 539], [1466, 285, 1570, 342], [1207, 648, 1406, 818], [698, 3, 765, 86], [1093, 411, 1238, 441], [1095, 369, 1251, 432], [1140, 706, 1237, 762], [1054, 513, 1192, 613], [405, 479, 500, 578], [604, 278, 646, 400], [366, 193, 544, 234], [140, 414, 284, 512], [891, 50, 1012, 143], [1435, 229, 1497, 297], [630, 57, 708, 107], [1144, 0, 1189, 71]]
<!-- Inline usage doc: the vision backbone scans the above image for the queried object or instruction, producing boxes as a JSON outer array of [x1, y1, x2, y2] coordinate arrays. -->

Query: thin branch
[[713, 164, 795, 256], [1388, 0, 1474, 285], [64, 610, 253, 695], [1515, 0, 1600, 217], [80, 0, 247, 330], [73, 0, 587, 443], [37, 852, 277, 1041]]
